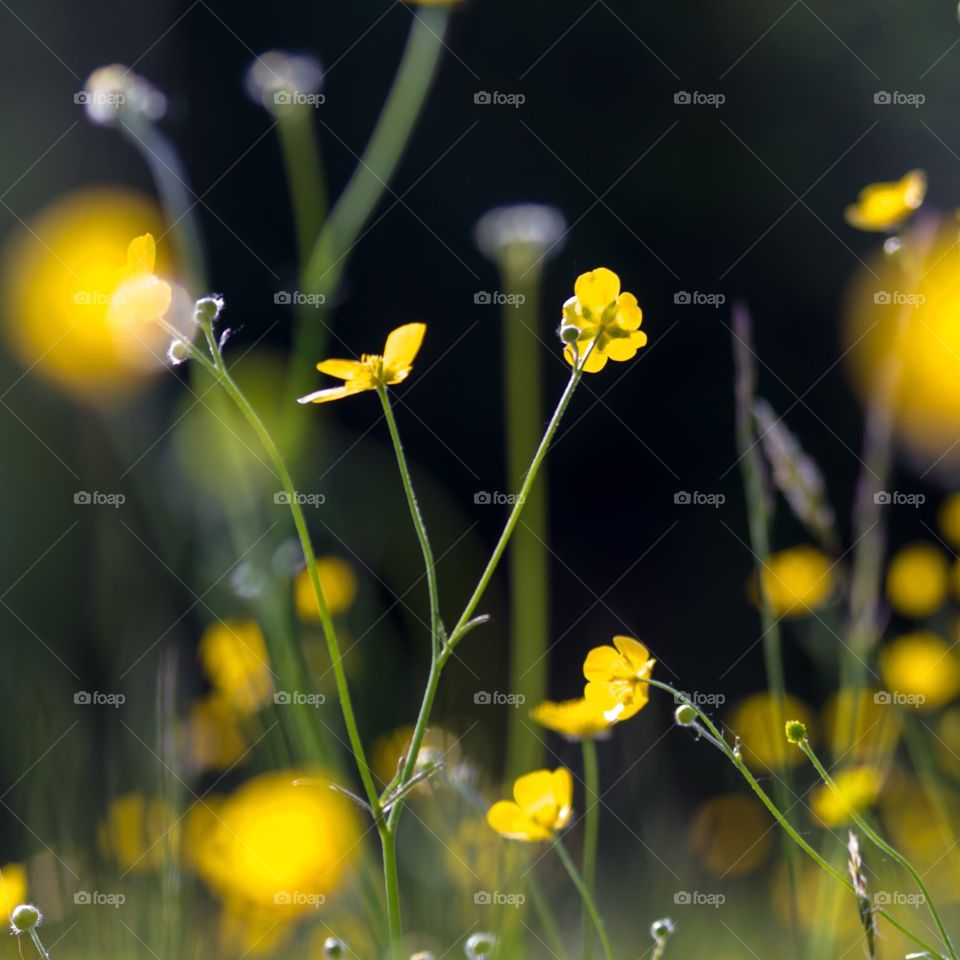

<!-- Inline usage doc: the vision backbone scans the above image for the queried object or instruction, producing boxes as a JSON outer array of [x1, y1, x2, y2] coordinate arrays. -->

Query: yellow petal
[[125, 233, 157, 275], [583, 644, 621, 682], [603, 334, 643, 362], [574, 268, 620, 317], [614, 292, 643, 331], [486, 801, 550, 841], [550, 767, 573, 819], [564, 339, 609, 373], [583, 681, 627, 722], [316, 358, 368, 381], [297, 383, 368, 404], [512, 769, 556, 813], [613, 635, 651, 670], [383, 322, 426, 379]]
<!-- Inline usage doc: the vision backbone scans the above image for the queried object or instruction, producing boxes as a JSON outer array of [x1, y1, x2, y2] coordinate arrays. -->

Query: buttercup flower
[[98, 792, 179, 871], [487, 768, 573, 841], [295, 556, 357, 619], [582, 635, 656, 723], [844, 170, 926, 232], [530, 698, 613, 741], [297, 323, 426, 404], [811, 767, 881, 826], [755, 545, 835, 617], [0, 864, 27, 922], [199, 619, 275, 714], [886, 542, 949, 618], [560, 268, 647, 373], [879, 631, 960, 709]]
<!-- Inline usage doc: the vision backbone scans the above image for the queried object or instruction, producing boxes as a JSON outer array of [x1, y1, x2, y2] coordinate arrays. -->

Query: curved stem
[[799, 738, 957, 960], [378, 387, 440, 656], [581, 738, 600, 960], [553, 838, 615, 960], [645, 678, 947, 960]]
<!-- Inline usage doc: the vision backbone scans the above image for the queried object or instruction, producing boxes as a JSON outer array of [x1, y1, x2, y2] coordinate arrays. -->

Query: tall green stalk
[[581, 738, 600, 960], [500, 259, 550, 779], [553, 838, 615, 960]]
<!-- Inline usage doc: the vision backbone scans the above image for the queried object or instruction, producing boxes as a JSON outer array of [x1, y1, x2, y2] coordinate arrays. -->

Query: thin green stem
[[386, 365, 584, 833], [204, 350, 382, 819], [799, 738, 957, 960], [28, 928, 50, 960], [645, 677, 947, 960], [731, 304, 799, 925], [276, 106, 328, 264], [501, 262, 549, 778], [380, 825, 403, 960], [553, 837, 615, 960], [581, 738, 600, 960], [378, 387, 440, 656]]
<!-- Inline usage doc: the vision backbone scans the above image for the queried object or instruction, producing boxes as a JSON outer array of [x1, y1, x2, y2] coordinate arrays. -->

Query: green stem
[[581, 738, 600, 960], [646, 678, 947, 960], [386, 366, 584, 833], [28, 928, 50, 960], [276, 106, 328, 264], [731, 304, 799, 922], [378, 387, 440, 656], [553, 838, 615, 960], [502, 262, 549, 779], [380, 824, 403, 959], [197, 346, 382, 820], [799, 738, 957, 960]]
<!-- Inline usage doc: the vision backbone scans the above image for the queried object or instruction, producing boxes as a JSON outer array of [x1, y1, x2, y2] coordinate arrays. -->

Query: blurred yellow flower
[[844, 170, 926, 231], [192, 769, 363, 911], [98, 793, 179, 871], [879, 631, 960, 709], [885, 542, 949, 618], [0, 864, 27, 920], [199, 619, 274, 714], [182, 694, 249, 772], [729, 692, 814, 770], [811, 766, 880, 826], [688, 794, 772, 877], [821, 687, 901, 763], [582, 635, 656, 723], [297, 323, 426, 404], [938, 493, 960, 547], [487, 768, 573, 841], [530, 698, 613, 740], [561, 267, 647, 373], [755, 546, 835, 617], [844, 223, 960, 463], [0, 188, 192, 400], [295, 557, 358, 620], [934, 706, 960, 777]]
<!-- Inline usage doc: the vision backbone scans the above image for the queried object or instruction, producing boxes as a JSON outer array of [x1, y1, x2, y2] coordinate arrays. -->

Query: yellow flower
[[756, 546, 835, 617], [487, 768, 573, 841], [530, 698, 613, 740], [199, 619, 274, 714], [688, 794, 772, 877], [0, 864, 27, 920], [879, 631, 960, 709], [98, 793, 179, 871], [582, 635, 656, 723], [811, 767, 880, 826], [182, 694, 249, 773], [560, 267, 647, 373], [297, 323, 426, 404], [885, 543, 949, 618], [0, 188, 190, 400], [295, 557, 358, 620], [844, 170, 926, 231], [191, 769, 363, 910], [729, 692, 814, 770]]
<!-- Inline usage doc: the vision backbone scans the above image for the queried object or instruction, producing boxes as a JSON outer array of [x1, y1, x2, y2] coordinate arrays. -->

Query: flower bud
[[245, 52, 324, 114], [410, 953, 436, 960], [322, 937, 346, 959], [81, 65, 166, 127], [464, 932, 496, 960], [474, 204, 566, 271], [10, 904, 41, 933], [194, 296, 224, 327], [650, 917, 675, 943], [785, 719, 808, 744], [167, 339, 191, 366], [560, 324, 581, 344], [674, 703, 697, 727]]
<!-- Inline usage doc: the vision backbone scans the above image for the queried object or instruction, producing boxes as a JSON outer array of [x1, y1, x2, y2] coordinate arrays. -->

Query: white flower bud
[[81, 65, 166, 127]]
